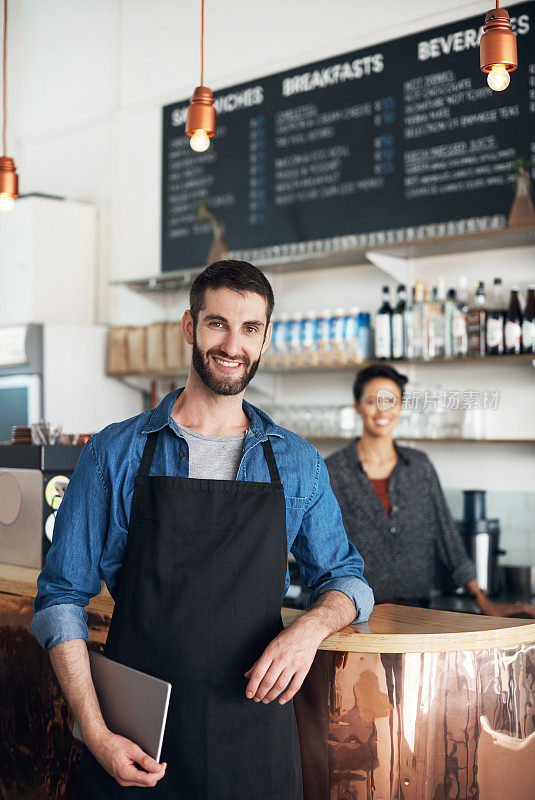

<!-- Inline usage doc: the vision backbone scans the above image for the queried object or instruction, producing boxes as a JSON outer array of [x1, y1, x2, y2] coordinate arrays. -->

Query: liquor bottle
[[521, 286, 535, 354], [391, 284, 407, 360], [374, 286, 392, 360], [444, 289, 457, 358], [411, 281, 427, 360], [403, 286, 414, 359], [486, 277, 506, 355], [452, 277, 468, 357], [504, 287, 523, 355], [428, 279, 446, 359], [466, 281, 486, 357]]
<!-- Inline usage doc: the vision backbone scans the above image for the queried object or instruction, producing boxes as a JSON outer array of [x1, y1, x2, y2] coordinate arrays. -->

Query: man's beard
[[191, 337, 262, 396]]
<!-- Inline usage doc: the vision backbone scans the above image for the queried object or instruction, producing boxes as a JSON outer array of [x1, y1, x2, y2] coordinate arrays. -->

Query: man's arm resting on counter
[[244, 589, 356, 705], [49, 639, 167, 788]]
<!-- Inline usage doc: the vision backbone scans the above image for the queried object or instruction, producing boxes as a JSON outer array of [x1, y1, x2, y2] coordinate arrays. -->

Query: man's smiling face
[[186, 287, 272, 396]]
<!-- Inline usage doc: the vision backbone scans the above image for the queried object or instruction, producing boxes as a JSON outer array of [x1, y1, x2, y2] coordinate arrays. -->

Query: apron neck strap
[[261, 438, 282, 485], [138, 431, 159, 477], [138, 430, 282, 485]]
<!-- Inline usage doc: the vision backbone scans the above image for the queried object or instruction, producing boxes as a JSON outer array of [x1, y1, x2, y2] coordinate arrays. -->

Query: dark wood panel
[[0, 591, 110, 799]]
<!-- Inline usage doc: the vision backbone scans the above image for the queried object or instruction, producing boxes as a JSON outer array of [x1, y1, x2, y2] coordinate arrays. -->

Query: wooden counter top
[[3, 563, 535, 653]]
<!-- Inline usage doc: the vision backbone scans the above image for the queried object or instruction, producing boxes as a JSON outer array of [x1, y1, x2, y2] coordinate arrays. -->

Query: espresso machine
[[435, 489, 504, 598], [458, 490, 504, 597]]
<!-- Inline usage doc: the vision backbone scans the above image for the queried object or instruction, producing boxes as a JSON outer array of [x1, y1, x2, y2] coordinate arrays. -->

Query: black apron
[[78, 430, 303, 799]]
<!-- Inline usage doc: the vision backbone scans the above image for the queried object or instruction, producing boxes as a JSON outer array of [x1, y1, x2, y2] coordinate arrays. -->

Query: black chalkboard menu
[[162, 1, 534, 272]]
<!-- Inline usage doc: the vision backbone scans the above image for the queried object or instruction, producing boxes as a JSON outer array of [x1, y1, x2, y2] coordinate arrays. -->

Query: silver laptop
[[72, 651, 172, 762]]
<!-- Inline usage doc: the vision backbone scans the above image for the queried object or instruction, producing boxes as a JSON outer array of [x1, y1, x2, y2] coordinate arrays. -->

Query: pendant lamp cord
[[2, 0, 7, 156], [200, 0, 204, 87]]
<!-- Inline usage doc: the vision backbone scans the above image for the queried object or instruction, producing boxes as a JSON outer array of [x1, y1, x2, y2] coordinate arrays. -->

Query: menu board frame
[[161, 1, 534, 272]]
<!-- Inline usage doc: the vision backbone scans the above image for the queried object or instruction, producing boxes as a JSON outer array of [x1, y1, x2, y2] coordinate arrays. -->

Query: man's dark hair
[[189, 260, 275, 328], [353, 363, 409, 403]]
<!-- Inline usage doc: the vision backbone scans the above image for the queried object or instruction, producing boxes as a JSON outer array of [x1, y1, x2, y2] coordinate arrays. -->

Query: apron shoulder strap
[[138, 431, 159, 477], [261, 438, 282, 485]]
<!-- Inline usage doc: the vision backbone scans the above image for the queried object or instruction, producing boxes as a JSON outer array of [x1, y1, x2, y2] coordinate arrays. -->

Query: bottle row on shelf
[[263, 310, 371, 368], [375, 280, 535, 361], [263, 282, 535, 371], [106, 281, 534, 378]]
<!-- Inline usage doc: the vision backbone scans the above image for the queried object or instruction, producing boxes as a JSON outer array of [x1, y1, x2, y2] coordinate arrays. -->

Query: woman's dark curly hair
[[353, 363, 408, 403]]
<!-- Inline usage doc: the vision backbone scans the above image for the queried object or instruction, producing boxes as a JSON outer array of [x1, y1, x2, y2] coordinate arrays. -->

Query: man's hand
[[244, 619, 323, 706], [244, 589, 357, 705], [87, 730, 167, 788], [48, 639, 167, 787]]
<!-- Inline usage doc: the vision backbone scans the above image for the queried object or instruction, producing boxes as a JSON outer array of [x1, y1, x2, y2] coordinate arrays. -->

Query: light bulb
[[189, 129, 211, 152], [0, 193, 15, 212], [487, 64, 510, 91]]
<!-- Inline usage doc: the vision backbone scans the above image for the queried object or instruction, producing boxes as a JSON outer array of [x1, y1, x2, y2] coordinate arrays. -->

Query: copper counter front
[[295, 646, 535, 800], [2, 568, 535, 800]]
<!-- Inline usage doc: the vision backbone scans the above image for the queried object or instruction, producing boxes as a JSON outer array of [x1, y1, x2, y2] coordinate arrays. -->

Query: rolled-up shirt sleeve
[[291, 451, 374, 623], [31, 436, 111, 650], [425, 457, 477, 588]]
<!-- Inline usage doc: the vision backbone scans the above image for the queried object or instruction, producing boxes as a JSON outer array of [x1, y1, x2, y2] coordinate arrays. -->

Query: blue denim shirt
[[32, 389, 374, 650]]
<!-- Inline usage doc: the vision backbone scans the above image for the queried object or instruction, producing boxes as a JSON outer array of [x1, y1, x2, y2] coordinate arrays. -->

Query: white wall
[[4, 2, 535, 508]]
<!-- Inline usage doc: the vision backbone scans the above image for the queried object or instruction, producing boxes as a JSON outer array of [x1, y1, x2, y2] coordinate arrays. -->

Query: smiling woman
[[325, 363, 535, 619]]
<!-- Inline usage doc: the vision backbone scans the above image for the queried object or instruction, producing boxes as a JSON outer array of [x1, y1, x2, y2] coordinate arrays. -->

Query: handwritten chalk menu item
[[162, 2, 534, 272]]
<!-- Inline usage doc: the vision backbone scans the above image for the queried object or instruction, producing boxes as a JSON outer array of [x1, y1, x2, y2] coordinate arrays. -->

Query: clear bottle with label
[[288, 312, 303, 365], [411, 281, 427, 360], [486, 277, 506, 355], [273, 313, 289, 366], [466, 281, 487, 357], [428, 280, 446, 359], [331, 308, 346, 363], [374, 286, 393, 360], [505, 287, 523, 354], [391, 284, 407, 360], [403, 287, 414, 360], [452, 277, 468, 357], [318, 310, 331, 362], [522, 286, 535, 354], [344, 306, 360, 361], [301, 311, 318, 365], [358, 312, 371, 360]]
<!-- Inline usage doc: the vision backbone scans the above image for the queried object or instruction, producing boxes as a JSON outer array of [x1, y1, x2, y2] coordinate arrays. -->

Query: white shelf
[[110, 224, 535, 295]]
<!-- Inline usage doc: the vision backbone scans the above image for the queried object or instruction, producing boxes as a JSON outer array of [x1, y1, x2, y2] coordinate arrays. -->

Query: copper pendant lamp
[[186, 0, 216, 152], [480, 1, 518, 91], [0, 0, 18, 211]]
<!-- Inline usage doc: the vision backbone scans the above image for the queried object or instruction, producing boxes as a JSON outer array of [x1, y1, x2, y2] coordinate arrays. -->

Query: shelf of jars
[[264, 404, 535, 446], [110, 222, 535, 295]]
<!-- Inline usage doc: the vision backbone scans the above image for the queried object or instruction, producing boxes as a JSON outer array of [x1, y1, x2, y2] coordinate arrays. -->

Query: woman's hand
[[478, 596, 535, 618]]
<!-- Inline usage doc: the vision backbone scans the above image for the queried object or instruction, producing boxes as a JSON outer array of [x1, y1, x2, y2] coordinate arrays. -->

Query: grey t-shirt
[[177, 423, 247, 480]]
